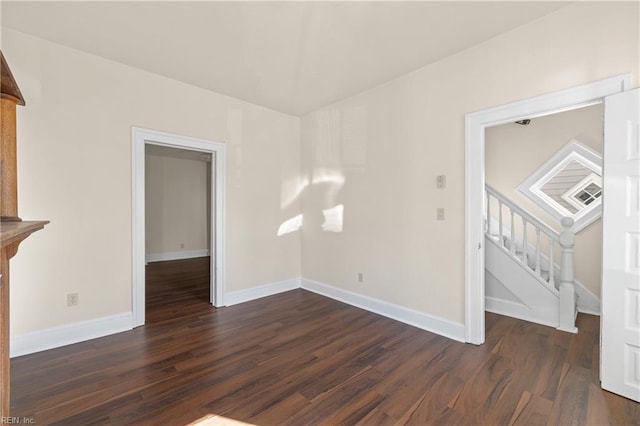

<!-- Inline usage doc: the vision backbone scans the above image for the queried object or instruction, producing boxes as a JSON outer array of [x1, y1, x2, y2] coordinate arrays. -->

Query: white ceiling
[[1, 1, 569, 116]]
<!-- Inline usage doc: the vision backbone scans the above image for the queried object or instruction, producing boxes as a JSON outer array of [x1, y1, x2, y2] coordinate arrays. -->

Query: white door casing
[[132, 127, 226, 327], [465, 74, 631, 345], [601, 88, 640, 402]]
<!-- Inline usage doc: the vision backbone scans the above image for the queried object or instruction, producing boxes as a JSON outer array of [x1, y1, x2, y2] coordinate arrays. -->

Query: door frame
[[131, 127, 226, 327], [464, 74, 631, 344]]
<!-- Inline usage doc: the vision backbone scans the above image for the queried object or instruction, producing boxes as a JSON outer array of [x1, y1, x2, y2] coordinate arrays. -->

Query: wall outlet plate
[[67, 293, 79, 307]]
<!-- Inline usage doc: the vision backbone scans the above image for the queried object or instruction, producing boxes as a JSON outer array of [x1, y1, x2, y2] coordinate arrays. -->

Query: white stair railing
[[485, 185, 577, 333]]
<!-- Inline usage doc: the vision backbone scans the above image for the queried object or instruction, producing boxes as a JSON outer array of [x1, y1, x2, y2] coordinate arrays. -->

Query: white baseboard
[[575, 281, 600, 316], [146, 249, 209, 263], [10, 277, 467, 357], [10, 312, 133, 358], [225, 278, 301, 306], [301, 278, 465, 342], [485, 296, 558, 329]]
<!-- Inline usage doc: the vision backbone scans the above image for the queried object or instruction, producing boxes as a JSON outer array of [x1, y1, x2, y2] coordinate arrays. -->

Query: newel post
[[557, 217, 578, 333]]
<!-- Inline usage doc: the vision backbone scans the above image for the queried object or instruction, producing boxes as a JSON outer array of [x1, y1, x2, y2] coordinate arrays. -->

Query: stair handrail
[[485, 184, 559, 240]]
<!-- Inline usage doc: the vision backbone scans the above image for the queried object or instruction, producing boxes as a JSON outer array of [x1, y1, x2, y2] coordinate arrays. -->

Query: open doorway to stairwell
[[464, 75, 630, 345], [144, 145, 213, 324], [483, 103, 603, 330], [466, 76, 640, 402]]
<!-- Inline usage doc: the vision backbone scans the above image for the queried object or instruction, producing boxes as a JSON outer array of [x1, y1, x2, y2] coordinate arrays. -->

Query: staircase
[[484, 185, 578, 333]]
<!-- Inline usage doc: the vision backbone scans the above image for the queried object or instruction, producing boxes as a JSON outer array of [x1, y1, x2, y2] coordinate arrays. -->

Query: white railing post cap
[[561, 217, 574, 228]]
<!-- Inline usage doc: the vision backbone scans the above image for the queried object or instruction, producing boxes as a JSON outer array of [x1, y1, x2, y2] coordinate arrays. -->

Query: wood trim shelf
[[1, 221, 49, 248], [0, 53, 25, 107]]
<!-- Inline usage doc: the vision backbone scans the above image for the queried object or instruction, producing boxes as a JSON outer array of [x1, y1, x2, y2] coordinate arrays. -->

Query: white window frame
[[516, 139, 602, 233], [561, 173, 602, 210]]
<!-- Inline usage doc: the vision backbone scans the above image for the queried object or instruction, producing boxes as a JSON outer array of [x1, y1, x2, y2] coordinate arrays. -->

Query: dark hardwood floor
[[10, 257, 640, 425], [145, 256, 211, 325]]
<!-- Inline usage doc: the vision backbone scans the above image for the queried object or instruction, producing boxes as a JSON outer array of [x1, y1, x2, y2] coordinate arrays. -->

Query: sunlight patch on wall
[[280, 170, 344, 211], [322, 204, 344, 233], [281, 176, 309, 209], [313, 168, 346, 207], [312, 168, 345, 185], [277, 214, 303, 236]]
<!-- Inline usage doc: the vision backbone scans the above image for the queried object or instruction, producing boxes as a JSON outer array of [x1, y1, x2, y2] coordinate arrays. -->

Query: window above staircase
[[517, 139, 602, 232]]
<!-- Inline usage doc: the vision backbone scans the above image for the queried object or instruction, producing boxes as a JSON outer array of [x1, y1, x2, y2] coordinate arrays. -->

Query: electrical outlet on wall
[[358, 272, 364, 283], [67, 293, 79, 307], [180, 243, 185, 249], [437, 208, 445, 220]]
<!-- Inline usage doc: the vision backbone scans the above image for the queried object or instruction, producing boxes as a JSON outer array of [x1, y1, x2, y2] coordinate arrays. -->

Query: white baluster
[[510, 210, 516, 256], [521, 218, 528, 264], [535, 228, 541, 274], [487, 192, 492, 235], [557, 217, 577, 333], [548, 238, 555, 288], [498, 201, 503, 247]]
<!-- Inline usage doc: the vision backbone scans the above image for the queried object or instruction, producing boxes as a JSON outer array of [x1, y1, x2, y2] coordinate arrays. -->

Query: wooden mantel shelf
[[1, 221, 49, 249]]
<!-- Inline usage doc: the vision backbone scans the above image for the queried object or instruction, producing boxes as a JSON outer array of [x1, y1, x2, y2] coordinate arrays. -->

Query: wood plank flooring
[[145, 256, 211, 325], [10, 257, 640, 425]]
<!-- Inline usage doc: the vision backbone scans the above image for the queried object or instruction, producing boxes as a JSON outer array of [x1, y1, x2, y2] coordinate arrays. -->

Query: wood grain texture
[[1, 222, 48, 419], [10, 257, 640, 425], [1, 99, 19, 221], [0, 52, 46, 420], [0, 52, 25, 106], [0, 222, 49, 247], [1, 252, 9, 421]]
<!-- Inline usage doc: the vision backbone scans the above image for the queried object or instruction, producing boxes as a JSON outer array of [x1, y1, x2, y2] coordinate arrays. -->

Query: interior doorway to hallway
[[132, 127, 226, 327], [144, 144, 212, 323]]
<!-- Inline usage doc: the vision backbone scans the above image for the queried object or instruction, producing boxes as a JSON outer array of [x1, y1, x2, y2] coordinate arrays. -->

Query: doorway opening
[[144, 145, 212, 323], [464, 74, 630, 345], [132, 127, 226, 327], [483, 103, 603, 328]]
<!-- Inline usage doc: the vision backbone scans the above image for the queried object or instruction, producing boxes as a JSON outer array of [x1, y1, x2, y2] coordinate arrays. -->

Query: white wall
[[4, 28, 301, 335], [301, 2, 639, 324], [145, 148, 209, 258], [486, 104, 603, 297]]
